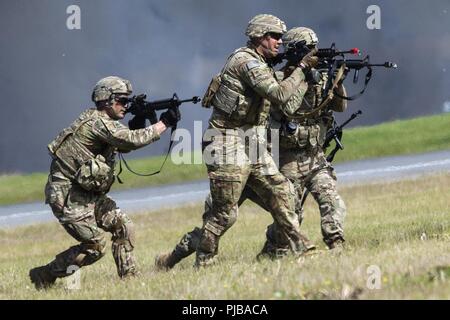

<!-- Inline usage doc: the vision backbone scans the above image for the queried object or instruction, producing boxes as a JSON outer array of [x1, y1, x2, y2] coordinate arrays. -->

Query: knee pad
[[116, 223, 135, 252], [175, 227, 202, 256], [104, 212, 135, 251]]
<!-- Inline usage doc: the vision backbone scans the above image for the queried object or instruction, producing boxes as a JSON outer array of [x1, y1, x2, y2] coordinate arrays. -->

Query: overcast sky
[[1, 0, 449, 173]]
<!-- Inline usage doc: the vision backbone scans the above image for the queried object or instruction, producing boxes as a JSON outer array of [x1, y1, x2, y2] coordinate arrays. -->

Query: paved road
[[1, 150, 449, 228]]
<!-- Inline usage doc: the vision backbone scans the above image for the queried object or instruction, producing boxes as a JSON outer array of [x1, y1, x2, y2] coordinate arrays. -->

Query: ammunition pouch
[[201, 74, 221, 108], [212, 82, 263, 127], [212, 81, 244, 114], [74, 154, 115, 193], [278, 118, 324, 150]]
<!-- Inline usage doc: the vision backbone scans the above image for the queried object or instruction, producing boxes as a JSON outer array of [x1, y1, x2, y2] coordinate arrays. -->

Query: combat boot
[[29, 265, 57, 290], [194, 254, 217, 268], [299, 232, 317, 251], [121, 268, 142, 279], [256, 241, 274, 262], [154, 252, 182, 271], [256, 243, 289, 262], [328, 238, 345, 255]]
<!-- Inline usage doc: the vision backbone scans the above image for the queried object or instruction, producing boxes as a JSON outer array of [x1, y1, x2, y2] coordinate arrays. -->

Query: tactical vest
[[277, 70, 331, 150], [48, 109, 115, 192], [209, 47, 271, 127]]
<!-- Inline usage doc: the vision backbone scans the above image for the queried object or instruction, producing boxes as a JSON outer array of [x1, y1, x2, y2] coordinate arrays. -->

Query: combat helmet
[[245, 14, 287, 38], [283, 27, 318, 47], [91, 76, 133, 104]]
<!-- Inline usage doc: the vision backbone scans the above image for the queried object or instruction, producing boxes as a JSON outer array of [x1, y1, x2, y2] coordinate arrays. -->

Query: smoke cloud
[[0, 0, 449, 173]]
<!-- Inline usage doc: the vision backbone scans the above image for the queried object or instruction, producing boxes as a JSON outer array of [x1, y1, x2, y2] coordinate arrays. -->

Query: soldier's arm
[[240, 59, 305, 105], [272, 69, 309, 116], [329, 83, 347, 112], [93, 119, 164, 151]]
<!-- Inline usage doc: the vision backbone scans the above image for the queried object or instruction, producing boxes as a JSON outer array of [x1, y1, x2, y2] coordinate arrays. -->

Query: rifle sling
[[290, 64, 346, 120], [116, 125, 177, 183], [333, 67, 373, 101]]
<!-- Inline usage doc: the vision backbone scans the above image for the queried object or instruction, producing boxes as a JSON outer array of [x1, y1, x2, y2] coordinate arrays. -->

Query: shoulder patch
[[245, 60, 262, 71], [94, 118, 122, 134]]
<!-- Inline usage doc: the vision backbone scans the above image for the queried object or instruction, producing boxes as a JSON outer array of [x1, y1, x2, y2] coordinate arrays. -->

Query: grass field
[[1, 113, 450, 206], [1, 173, 449, 299], [333, 113, 450, 162]]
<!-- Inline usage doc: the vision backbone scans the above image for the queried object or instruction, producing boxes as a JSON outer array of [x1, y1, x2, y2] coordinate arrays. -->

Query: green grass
[[0, 173, 449, 299], [333, 113, 450, 162], [1, 113, 450, 205]]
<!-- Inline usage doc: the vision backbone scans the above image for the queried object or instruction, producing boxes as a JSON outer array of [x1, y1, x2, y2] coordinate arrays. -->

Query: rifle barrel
[[179, 96, 201, 104]]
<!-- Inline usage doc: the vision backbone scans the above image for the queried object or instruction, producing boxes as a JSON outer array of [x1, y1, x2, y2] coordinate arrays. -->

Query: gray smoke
[[0, 0, 449, 173]]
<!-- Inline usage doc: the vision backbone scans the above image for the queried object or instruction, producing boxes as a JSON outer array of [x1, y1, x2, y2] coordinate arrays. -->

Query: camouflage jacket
[[48, 108, 161, 181], [209, 44, 305, 129], [272, 68, 347, 150]]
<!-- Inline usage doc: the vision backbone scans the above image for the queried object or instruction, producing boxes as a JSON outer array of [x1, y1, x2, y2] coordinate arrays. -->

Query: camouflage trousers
[[169, 147, 345, 265], [264, 146, 347, 249], [169, 183, 316, 264], [43, 174, 137, 278], [195, 128, 308, 266]]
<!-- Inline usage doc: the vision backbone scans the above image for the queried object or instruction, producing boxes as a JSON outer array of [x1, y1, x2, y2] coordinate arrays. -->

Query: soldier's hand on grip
[[299, 48, 319, 70], [159, 106, 181, 128], [146, 109, 158, 125]]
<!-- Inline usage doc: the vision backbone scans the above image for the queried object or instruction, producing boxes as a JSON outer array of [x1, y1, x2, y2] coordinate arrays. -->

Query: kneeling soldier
[[29, 76, 180, 289]]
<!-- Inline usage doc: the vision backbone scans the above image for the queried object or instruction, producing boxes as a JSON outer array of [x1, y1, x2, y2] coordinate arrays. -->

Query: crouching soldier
[[29, 76, 180, 289]]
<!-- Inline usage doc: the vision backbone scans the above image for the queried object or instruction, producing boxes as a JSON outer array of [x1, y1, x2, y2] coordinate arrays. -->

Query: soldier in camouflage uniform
[[259, 27, 348, 256], [29, 76, 180, 290], [154, 27, 347, 270], [156, 14, 320, 269]]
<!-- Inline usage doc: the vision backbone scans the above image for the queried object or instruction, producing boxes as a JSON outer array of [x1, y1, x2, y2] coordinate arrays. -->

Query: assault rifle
[[323, 110, 362, 163], [117, 93, 200, 182], [273, 41, 397, 100], [299, 110, 362, 208], [272, 40, 361, 66], [125, 93, 201, 125]]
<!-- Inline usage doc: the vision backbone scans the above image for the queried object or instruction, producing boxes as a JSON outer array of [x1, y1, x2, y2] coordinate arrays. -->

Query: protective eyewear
[[268, 32, 283, 40], [114, 96, 130, 106]]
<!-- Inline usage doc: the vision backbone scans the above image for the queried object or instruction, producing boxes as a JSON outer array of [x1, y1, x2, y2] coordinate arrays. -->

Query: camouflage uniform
[[262, 27, 348, 251], [155, 184, 317, 270], [167, 29, 349, 263], [30, 77, 162, 289], [157, 15, 308, 269]]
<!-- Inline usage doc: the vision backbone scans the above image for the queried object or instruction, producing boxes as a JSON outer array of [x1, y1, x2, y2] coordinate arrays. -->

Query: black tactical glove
[[128, 115, 146, 130], [305, 69, 321, 84], [159, 106, 181, 127], [145, 109, 158, 125]]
